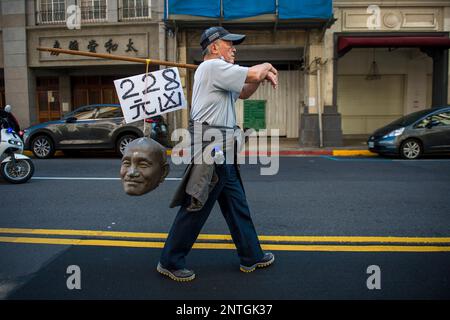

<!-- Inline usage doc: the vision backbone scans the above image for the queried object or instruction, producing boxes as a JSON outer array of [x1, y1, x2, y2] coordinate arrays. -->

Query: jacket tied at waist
[[169, 121, 245, 212]]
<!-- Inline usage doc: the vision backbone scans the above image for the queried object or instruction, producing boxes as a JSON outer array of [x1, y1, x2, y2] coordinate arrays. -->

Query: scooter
[[145, 115, 170, 147], [0, 105, 34, 184]]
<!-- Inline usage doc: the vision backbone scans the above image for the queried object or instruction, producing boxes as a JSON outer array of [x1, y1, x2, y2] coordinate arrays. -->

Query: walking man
[[158, 26, 278, 282]]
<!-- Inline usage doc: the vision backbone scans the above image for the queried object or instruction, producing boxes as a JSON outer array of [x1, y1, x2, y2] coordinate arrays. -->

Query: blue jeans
[[160, 164, 264, 269]]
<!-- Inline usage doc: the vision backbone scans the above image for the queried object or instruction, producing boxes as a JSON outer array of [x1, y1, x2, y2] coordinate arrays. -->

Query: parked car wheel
[[400, 139, 423, 160], [116, 134, 137, 156], [31, 135, 55, 159]]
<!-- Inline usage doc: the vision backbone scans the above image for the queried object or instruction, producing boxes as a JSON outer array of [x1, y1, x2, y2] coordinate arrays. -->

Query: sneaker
[[157, 262, 196, 282], [240, 252, 275, 273]]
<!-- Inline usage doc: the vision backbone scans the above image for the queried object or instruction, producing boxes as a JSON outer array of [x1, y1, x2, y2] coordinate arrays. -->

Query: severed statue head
[[120, 137, 170, 196]]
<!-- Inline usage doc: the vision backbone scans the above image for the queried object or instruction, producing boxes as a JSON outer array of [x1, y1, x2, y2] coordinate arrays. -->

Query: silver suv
[[23, 104, 151, 159]]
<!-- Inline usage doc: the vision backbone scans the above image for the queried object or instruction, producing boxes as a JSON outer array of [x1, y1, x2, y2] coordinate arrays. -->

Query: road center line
[[1, 236, 450, 252], [1, 228, 450, 244]]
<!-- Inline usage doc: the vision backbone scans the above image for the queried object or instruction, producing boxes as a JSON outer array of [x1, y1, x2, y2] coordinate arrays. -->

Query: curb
[[242, 150, 333, 156], [23, 150, 64, 157], [242, 150, 376, 156]]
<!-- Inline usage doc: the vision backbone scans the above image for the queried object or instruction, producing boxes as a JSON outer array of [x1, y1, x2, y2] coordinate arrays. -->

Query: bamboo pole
[[36, 47, 198, 70]]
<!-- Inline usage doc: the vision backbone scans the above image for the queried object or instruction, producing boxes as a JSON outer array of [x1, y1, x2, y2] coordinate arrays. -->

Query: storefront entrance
[[36, 77, 61, 123], [334, 32, 450, 136], [72, 76, 120, 109]]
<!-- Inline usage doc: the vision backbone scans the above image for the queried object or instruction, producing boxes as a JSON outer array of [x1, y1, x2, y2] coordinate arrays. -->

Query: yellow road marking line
[[1, 228, 450, 244], [1, 236, 450, 252], [0, 236, 163, 248], [0, 228, 232, 241], [260, 235, 450, 243]]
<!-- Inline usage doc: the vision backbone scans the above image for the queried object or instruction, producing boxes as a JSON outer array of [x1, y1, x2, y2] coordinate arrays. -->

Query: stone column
[[1, 0, 35, 127], [107, 0, 118, 22], [444, 6, 450, 105], [429, 48, 449, 107], [26, 0, 35, 26], [406, 50, 428, 113], [299, 24, 342, 147]]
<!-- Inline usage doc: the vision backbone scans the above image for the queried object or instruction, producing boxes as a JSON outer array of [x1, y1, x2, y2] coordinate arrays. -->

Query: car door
[[59, 106, 98, 147], [414, 111, 450, 152], [89, 106, 124, 147], [432, 111, 450, 151]]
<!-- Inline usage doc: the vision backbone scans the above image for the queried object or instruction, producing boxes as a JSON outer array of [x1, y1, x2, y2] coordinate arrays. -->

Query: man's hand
[[265, 63, 278, 88], [265, 70, 278, 89], [266, 63, 278, 76], [241, 63, 278, 99], [246, 62, 278, 88]]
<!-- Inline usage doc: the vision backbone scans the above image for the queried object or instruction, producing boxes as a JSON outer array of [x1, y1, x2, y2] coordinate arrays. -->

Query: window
[[120, 0, 151, 20], [96, 106, 123, 119], [415, 117, 432, 129], [80, 0, 107, 22], [431, 112, 450, 127], [415, 111, 450, 128], [37, 0, 66, 24], [73, 106, 98, 120]]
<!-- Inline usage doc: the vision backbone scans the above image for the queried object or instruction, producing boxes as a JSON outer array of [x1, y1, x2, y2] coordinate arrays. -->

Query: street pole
[[316, 61, 323, 148]]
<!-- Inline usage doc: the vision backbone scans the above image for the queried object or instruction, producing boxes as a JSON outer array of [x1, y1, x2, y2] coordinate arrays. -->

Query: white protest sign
[[114, 67, 187, 124]]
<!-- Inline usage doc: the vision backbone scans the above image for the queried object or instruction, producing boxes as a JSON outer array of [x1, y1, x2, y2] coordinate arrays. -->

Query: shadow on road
[[6, 245, 450, 300]]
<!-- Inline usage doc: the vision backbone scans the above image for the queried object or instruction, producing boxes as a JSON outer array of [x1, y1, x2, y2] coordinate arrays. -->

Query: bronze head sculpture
[[120, 137, 170, 196]]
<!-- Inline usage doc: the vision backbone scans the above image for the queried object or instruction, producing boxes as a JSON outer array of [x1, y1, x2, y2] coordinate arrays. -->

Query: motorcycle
[[0, 105, 35, 184], [145, 115, 170, 147]]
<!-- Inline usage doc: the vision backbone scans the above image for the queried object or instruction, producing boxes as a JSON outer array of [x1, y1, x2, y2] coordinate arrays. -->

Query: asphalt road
[[1, 154, 450, 300]]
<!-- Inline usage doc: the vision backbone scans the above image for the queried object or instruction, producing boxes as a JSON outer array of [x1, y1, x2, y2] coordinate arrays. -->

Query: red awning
[[338, 36, 450, 57]]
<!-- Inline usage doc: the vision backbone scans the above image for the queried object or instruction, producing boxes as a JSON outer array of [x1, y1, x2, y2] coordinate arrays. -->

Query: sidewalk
[[240, 137, 375, 157], [23, 137, 376, 158]]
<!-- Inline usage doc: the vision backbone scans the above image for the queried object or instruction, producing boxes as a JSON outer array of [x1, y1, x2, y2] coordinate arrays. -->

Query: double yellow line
[[1, 228, 450, 252]]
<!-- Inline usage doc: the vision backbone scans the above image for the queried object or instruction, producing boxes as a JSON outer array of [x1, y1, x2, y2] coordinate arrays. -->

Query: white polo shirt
[[190, 58, 248, 128]]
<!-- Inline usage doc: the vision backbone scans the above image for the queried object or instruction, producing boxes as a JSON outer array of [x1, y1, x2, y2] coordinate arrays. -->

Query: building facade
[[1, 0, 450, 147], [164, 0, 329, 139], [162, 0, 450, 146], [326, 0, 450, 145], [0, 0, 168, 128]]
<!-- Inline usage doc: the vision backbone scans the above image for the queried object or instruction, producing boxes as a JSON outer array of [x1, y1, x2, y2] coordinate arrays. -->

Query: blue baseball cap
[[200, 26, 246, 53]]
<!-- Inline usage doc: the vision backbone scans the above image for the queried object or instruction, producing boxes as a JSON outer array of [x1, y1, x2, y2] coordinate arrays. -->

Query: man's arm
[[240, 63, 278, 99], [239, 83, 260, 100], [245, 63, 278, 86]]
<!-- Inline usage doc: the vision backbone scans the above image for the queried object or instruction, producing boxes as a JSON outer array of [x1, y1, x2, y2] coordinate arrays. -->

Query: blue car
[[367, 106, 450, 159]]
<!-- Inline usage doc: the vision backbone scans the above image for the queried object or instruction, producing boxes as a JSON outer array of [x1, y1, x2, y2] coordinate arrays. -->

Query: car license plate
[[368, 141, 374, 148]]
